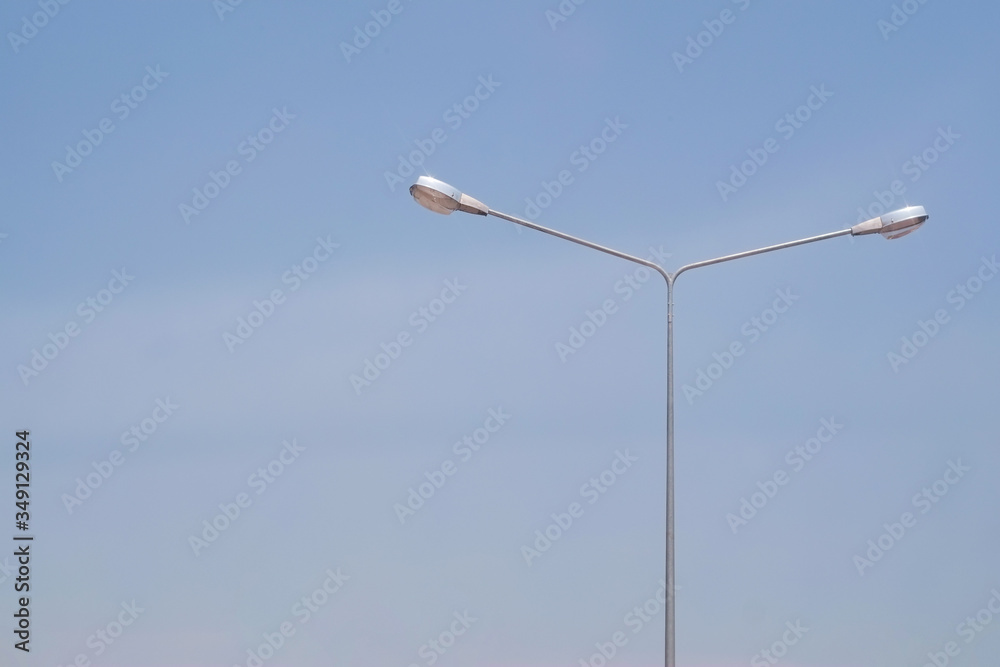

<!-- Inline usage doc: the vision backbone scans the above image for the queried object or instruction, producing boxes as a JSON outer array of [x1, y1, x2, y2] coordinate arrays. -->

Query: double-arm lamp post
[[408, 174, 928, 667]]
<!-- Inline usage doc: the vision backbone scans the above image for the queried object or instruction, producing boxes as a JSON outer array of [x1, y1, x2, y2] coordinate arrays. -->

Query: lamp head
[[851, 205, 928, 240], [409, 176, 488, 216]]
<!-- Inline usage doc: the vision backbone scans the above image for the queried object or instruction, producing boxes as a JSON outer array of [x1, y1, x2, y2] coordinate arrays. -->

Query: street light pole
[[409, 175, 928, 667]]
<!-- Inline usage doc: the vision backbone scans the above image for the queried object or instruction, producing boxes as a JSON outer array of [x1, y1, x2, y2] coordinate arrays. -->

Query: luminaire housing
[[409, 176, 488, 216], [850, 205, 928, 240]]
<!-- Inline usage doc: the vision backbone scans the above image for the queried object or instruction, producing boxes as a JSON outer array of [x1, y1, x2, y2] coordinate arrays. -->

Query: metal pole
[[666, 276, 675, 667]]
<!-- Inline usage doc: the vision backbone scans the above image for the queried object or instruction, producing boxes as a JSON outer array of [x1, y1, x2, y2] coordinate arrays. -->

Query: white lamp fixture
[[851, 205, 929, 240], [409, 175, 488, 216]]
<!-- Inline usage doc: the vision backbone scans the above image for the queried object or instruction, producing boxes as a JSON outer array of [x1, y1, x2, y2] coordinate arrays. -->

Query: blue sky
[[2, 1, 999, 666]]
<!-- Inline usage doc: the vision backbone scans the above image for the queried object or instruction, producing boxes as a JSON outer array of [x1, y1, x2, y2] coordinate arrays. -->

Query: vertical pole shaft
[[666, 277, 675, 667]]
